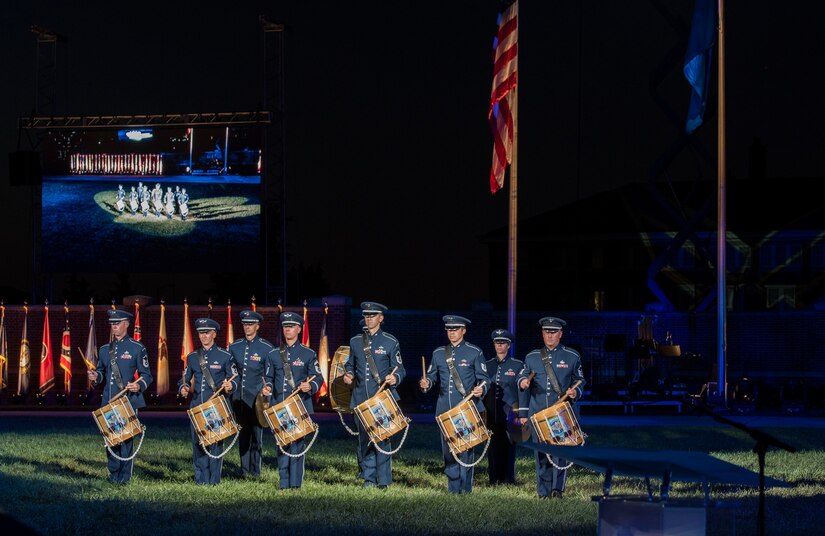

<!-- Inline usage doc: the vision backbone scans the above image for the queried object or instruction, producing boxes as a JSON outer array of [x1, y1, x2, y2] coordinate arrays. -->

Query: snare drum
[[264, 393, 318, 447], [187, 395, 239, 448], [436, 398, 491, 456], [329, 346, 353, 413], [529, 400, 585, 446], [506, 409, 531, 443], [353, 389, 410, 444], [92, 396, 143, 448]]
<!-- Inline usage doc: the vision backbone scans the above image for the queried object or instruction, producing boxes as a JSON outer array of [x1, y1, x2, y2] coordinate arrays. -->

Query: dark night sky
[[2, 1, 824, 310]]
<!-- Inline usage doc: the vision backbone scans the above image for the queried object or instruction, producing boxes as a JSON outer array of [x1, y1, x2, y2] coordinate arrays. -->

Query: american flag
[[489, 0, 518, 194]]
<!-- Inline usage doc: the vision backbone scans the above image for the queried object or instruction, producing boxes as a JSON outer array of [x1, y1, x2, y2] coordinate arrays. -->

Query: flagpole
[[507, 87, 518, 352], [716, 0, 727, 406]]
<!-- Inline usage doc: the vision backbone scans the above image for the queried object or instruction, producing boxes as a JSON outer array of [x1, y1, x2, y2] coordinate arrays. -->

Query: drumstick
[[421, 356, 426, 379], [288, 374, 317, 398], [558, 380, 583, 403], [377, 366, 399, 392], [110, 385, 130, 401], [461, 381, 486, 404], [207, 373, 239, 401], [78, 347, 96, 371]]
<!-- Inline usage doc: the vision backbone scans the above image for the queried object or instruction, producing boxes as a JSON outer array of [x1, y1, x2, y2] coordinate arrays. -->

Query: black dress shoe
[[551, 489, 563, 498]]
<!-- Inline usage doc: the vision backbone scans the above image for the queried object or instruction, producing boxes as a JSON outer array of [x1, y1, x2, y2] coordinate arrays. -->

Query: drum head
[[255, 391, 271, 427]]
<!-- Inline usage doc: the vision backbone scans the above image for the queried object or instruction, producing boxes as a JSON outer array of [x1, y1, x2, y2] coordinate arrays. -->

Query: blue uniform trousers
[[234, 401, 264, 477], [533, 428, 568, 496], [440, 435, 475, 493], [106, 410, 138, 483], [355, 416, 392, 486], [277, 438, 306, 488], [191, 428, 226, 485], [488, 429, 517, 484]]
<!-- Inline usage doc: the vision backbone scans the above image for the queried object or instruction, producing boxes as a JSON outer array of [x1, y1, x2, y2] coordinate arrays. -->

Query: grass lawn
[[1, 413, 823, 535]]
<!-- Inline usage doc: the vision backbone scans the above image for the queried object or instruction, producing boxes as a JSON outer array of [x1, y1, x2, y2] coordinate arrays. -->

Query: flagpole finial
[[251, 295, 256, 304], [227, 298, 231, 306], [45, 299, 49, 307], [111, 299, 116, 309], [89, 297, 94, 305], [184, 297, 188, 305], [303, 299, 308, 307], [208, 297, 213, 307], [277, 297, 282, 306], [161, 298, 165, 306]]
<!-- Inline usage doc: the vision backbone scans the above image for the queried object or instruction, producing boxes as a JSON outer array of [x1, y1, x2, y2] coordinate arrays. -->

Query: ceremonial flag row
[[0, 300, 333, 404]]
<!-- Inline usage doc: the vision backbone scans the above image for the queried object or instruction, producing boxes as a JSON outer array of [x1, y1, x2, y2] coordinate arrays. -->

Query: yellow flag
[[156, 302, 169, 396]]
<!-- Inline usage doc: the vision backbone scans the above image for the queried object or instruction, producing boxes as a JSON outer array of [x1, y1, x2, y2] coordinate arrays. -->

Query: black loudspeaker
[[8, 150, 42, 186]]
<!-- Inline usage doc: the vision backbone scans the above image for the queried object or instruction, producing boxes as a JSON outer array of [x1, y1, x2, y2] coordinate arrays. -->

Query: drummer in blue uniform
[[517, 316, 585, 498], [87, 309, 153, 484], [419, 315, 489, 493], [228, 309, 277, 479], [262, 310, 320, 489], [179, 318, 239, 485], [484, 328, 528, 485], [342, 301, 406, 489]]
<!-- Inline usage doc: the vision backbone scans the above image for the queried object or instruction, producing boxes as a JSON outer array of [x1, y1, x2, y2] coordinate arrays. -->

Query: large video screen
[[40, 125, 262, 273]]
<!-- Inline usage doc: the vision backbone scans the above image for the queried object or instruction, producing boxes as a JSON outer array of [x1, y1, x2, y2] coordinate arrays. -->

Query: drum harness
[[194, 350, 240, 459], [445, 348, 491, 468], [538, 348, 582, 469], [103, 342, 146, 462], [359, 338, 410, 456]]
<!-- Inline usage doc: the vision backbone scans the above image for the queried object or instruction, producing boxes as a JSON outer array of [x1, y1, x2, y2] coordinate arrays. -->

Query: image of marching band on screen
[[40, 126, 262, 273]]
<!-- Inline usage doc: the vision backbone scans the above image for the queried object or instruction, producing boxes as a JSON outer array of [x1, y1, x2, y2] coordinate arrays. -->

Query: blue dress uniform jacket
[[269, 341, 320, 489], [423, 341, 490, 493], [229, 335, 278, 478], [517, 345, 585, 497], [346, 329, 406, 487], [179, 346, 239, 485], [484, 356, 528, 485], [93, 335, 153, 483]]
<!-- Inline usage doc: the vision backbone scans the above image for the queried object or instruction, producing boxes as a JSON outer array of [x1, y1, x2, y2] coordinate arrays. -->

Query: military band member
[[342, 301, 406, 489], [179, 318, 238, 485], [128, 186, 139, 215], [87, 309, 153, 484], [263, 311, 320, 489], [180, 188, 190, 221], [517, 317, 585, 498], [151, 183, 163, 218], [164, 187, 176, 219], [484, 328, 528, 485], [115, 184, 126, 213], [138, 182, 149, 216], [229, 310, 276, 478], [419, 315, 489, 493]]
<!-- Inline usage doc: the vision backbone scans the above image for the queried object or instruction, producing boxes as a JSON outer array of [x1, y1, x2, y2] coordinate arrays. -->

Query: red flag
[[133, 302, 142, 342], [18, 305, 31, 397], [132, 302, 142, 380], [314, 304, 329, 402], [156, 301, 170, 396], [226, 301, 235, 348], [0, 303, 8, 391], [38, 304, 55, 395], [60, 305, 72, 393], [301, 302, 310, 347], [84, 301, 98, 391], [489, 0, 518, 194], [181, 300, 193, 363]]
